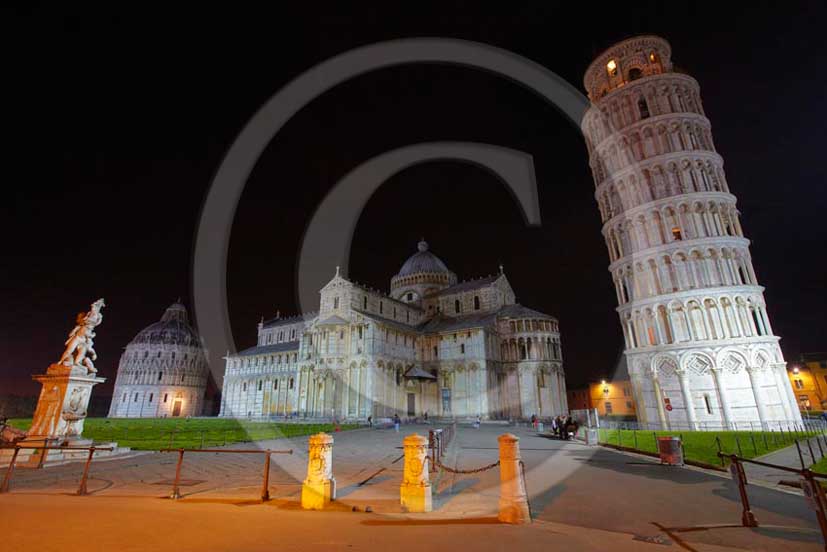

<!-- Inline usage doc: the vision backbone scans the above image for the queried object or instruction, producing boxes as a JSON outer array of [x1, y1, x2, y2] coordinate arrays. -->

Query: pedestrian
[[424, 411, 429, 424], [367, 415, 373, 428], [475, 415, 481, 429], [550, 416, 558, 437], [531, 414, 537, 431], [393, 413, 400, 433]]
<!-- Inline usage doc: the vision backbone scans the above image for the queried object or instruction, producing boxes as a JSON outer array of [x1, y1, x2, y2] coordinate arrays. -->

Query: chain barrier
[[433, 457, 500, 475]]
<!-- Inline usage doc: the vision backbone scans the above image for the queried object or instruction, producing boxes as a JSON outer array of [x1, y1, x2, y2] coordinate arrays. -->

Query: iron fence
[[1, 444, 114, 495], [158, 447, 293, 500]]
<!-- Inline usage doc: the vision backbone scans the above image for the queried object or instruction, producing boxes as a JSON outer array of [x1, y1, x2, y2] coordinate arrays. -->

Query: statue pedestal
[[29, 363, 104, 440], [3, 363, 130, 468]]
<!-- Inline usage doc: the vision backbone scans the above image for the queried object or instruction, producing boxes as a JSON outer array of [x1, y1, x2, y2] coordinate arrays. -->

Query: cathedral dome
[[130, 301, 202, 347], [390, 240, 457, 299], [397, 240, 450, 277]]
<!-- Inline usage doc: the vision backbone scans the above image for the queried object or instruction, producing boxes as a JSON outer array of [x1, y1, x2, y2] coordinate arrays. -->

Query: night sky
[[4, 4, 826, 400]]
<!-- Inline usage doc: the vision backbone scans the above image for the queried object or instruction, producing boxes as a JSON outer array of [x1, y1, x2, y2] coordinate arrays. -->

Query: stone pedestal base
[[400, 483, 432, 513], [0, 437, 132, 468], [28, 363, 104, 440], [301, 478, 336, 510], [497, 498, 530, 524]]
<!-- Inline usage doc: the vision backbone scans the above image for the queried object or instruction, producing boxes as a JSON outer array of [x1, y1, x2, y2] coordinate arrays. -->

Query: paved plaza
[[0, 424, 823, 551]]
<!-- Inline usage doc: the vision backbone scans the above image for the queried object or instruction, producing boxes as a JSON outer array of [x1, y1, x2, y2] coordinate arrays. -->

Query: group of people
[[550, 415, 577, 440]]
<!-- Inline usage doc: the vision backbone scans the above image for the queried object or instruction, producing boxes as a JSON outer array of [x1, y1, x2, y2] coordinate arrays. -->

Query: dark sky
[[4, 3, 826, 399]]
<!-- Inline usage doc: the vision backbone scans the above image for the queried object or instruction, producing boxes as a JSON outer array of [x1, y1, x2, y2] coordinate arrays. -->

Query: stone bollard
[[400, 433, 432, 512], [301, 432, 336, 510], [497, 433, 530, 524]]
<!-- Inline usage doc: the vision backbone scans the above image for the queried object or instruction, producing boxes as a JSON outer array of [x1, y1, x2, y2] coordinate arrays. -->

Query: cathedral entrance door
[[407, 393, 415, 417], [441, 388, 451, 415], [172, 399, 182, 417]]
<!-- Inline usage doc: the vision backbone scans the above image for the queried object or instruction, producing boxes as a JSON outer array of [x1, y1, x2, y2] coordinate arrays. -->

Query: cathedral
[[219, 241, 567, 421]]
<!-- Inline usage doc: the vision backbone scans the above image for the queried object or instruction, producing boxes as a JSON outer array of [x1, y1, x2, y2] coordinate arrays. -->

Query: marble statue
[[59, 298, 105, 375]]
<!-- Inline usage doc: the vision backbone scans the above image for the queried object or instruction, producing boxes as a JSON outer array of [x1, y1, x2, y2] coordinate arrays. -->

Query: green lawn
[[596, 427, 818, 467], [7, 418, 360, 450]]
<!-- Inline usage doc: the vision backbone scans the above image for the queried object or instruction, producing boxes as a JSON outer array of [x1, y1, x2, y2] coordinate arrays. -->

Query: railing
[[720, 452, 827, 547], [81, 422, 358, 450], [1, 444, 114, 495], [158, 447, 292, 500], [428, 423, 456, 472], [599, 418, 824, 433]]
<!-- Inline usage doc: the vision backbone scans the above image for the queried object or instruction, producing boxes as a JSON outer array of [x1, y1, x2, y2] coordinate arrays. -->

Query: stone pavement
[[743, 436, 825, 487], [0, 424, 824, 551]]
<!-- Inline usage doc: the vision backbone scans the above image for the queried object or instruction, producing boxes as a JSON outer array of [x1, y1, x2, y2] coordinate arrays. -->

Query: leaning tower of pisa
[[581, 36, 802, 430]]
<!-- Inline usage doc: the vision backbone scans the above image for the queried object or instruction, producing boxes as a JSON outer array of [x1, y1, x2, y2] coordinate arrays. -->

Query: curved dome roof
[[130, 301, 202, 347], [397, 240, 451, 277]]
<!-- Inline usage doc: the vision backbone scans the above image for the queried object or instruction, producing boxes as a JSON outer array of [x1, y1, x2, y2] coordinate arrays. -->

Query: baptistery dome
[[130, 301, 201, 347], [108, 301, 209, 418]]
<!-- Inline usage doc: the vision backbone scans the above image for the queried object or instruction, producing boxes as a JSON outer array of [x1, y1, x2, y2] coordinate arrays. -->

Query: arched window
[[474, 296, 481, 310], [363, 296, 367, 309], [288, 378, 294, 390], [637, 96, 650, 119], [148, 393, 153, 403], [455, 299, 461, 313], [629, 67, 643, 81], [157, 371, 162, 381]]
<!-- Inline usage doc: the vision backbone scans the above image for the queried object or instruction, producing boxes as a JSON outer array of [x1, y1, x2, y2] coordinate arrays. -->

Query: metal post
[[261, 451, 271, 501], [795, 440, 806, 470], [807, 438, 817, 467], [170, 449, 184, 499], [201, 431, 205, 449], [428, 430, 436, 472], [77, 447, 96, 496], [735, 435, 743, 457], [731, 456, 758, 527], [716, 436, 725, 467], [762, 431, 768, 452], [1, 446, 20, 493], [818, 434, 826, 460], [750, 433, 758, 456], [806, 469, 827, 548], [634, 429, 638, 450]]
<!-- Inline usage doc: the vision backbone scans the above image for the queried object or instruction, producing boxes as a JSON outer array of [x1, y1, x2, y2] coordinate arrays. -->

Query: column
[[711, 368, 733, 430], [677, 370, 698, 430], [746, 366, 769, 430], [630, 374, 649, 425], [777, 364, 803, 426], [760, 308, 773, 336], [653, 313, 666, 345], [652, 375, 669, 430], [771, 364, 794, 423]]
